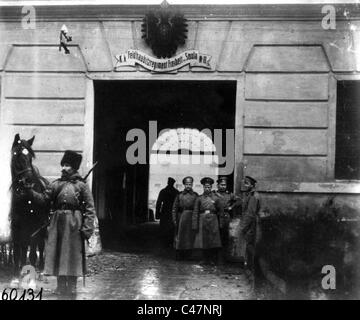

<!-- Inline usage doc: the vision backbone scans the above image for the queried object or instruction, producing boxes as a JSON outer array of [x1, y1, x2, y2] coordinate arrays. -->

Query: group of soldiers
[[18, 148, 258, 296], [156, 175, 261, 268]]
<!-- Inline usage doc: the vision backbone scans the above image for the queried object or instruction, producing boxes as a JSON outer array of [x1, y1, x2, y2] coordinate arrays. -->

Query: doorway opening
[[149, 128, 219, 218], [93, 80, 236, 249]]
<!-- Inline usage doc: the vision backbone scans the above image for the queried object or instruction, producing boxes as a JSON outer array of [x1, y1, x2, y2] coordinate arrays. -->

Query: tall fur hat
[[60, 150, 82, 170], [168, 177, 176, 185]]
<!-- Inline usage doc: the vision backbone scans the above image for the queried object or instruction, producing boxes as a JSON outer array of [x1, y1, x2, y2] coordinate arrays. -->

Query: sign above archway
[[114, 49, 211, 73]]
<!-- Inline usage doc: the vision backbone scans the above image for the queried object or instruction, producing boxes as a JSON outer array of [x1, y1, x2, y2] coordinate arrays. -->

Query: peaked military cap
[[217, 176, 228, 184], [182, 176, 194, 184], [200, 177, 214, 185], [245, 175, 257, 185]]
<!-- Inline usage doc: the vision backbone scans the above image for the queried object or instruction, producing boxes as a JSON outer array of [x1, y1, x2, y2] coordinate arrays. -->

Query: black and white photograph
[[0, 0, 359, 305]]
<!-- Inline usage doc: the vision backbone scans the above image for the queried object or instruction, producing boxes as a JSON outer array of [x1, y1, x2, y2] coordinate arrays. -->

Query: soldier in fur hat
[[28, 150, 95, 296]]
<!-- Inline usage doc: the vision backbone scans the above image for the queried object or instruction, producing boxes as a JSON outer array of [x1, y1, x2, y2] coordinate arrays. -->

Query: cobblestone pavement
[[0, 250, 256, 300], [1, 221, 285, 300], [0, 220, 263, 300]]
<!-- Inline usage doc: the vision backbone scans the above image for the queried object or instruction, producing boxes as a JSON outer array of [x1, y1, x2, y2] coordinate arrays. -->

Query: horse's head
[[11, 133, 36, 184]]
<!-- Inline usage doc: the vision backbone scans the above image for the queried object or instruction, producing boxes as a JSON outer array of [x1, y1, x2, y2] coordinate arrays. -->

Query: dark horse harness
[[10, 168, 33, 191]]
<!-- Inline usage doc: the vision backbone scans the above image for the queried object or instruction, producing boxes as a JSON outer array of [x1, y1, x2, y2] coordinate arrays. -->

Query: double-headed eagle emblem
[[141, 1, 188, 58]]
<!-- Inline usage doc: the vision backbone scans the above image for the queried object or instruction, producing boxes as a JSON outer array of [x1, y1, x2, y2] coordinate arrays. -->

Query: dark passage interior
[[93, 80, 236, 250]]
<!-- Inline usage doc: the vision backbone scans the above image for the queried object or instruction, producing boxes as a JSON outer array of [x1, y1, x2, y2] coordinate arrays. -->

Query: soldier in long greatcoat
[[239, 176, 261, 270], [156, 177, 179, 247], [193, 177, 224, 265], [213, 176, 238, 261], [29, 150, 95, 296], [172, 176, 198, 260]]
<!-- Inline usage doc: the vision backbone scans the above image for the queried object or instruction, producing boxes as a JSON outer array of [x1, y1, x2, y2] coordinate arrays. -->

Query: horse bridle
[[10, 167, 34, 192], [14, 167, 33, 179]]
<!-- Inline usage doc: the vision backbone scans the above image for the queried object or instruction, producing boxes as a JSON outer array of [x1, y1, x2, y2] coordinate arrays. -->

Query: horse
[[10, 133, 50, 278]]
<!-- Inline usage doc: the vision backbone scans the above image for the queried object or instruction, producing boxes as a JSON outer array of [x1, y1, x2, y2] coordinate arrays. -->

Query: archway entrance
[[93, 80, 236, 250]]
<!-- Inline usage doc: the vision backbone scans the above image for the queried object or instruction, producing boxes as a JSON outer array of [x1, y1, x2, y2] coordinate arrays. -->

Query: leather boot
[[55, 276, 67, 295], [200, 250, 211, 265], [66, 276, 77, 296]]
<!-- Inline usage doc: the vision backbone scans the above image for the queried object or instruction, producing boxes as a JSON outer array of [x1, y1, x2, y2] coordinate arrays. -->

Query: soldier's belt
[[200, 211, 216, 215], [55, 204, 79, 211]]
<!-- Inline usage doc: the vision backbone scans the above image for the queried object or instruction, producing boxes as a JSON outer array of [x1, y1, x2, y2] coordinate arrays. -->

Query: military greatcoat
[[213, 190, 236, 222], [192, 192, 224, 249], [156, 185, 179, 241], [31, 172, 95, 277], [240, 191, 260, 244], [213, 190, 237, 253], [172, 190, 198, 250], [237, 190, 261, 261]]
